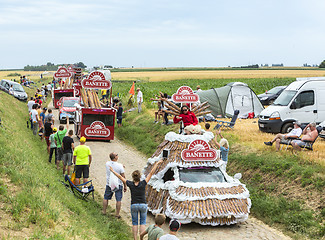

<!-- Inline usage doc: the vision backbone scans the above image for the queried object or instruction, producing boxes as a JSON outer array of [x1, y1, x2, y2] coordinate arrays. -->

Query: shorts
[[57, 148, 64, 161], [45, 137, 50, 147], [75, 165, 89, 178], [63, 153, 73, 166], [104, 185, 123, 201], [130, 203, 147, 225], [117, 117, 122, 124], [291, 140, 308, 147]]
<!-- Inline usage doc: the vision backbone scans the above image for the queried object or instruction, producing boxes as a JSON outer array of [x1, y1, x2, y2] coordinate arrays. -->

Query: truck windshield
[[55, 92, 74, 100], [273, 90, 297, 106], [178, 167, 226, 183], [63, 99, 78, 107]]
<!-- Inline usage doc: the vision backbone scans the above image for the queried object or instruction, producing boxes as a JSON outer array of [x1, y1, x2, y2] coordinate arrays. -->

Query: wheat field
[[111, 69, 325, 82]]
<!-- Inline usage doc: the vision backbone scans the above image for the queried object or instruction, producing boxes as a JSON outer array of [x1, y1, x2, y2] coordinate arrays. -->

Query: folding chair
[[64, 175, 94, 201], [214, 110, 240, 130]]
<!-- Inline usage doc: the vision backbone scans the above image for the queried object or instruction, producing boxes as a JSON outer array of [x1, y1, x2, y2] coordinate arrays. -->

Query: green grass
[[113, 77, 296, 109], [0, 84, 132, 239]]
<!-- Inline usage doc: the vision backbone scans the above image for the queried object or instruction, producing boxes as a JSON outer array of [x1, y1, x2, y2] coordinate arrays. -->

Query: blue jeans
[[130, 203, 147, 225]]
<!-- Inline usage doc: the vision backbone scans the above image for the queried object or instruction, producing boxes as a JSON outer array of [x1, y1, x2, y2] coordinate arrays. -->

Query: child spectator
[[205, 123, 211, 132], [214, 129, 229, 168], [160, 219, 181, 240], [117, 102, 123, 127], [140, 214, 166, 240], [154, 101, 164, 123]]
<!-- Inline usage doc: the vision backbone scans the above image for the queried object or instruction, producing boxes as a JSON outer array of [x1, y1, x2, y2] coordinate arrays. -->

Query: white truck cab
[[258, 77, 325, 133]]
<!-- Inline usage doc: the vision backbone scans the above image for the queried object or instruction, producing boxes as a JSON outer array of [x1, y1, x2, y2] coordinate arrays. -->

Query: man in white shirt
[[137, 87, 143, 113], [102, 152, 127, 218], [27, 97, 35, 113], [264, 121, 303, 151], [29, 104, 39, 135]]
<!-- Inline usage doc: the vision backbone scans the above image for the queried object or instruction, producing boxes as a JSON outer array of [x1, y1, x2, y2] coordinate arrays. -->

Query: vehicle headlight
[[269, 111, 280, 120]]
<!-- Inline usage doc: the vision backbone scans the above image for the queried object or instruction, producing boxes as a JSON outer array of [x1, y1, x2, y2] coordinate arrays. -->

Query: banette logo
[[85, 121, 110, 137], [67, 66, 75, 73], [81, 71, 112, 89], [54, 67, 72, 78], [171, 86, 199, 103], [181, 139, 217, 161]]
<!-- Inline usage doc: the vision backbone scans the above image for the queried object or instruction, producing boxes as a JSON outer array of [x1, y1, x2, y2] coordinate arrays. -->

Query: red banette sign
[[81, 71, 112, 90], [172, 86, 199, 103], [67, 66, 75, 73], [181, 139, 217, 161], [54, 67, 72, 78], [85, 121, 110, 137]]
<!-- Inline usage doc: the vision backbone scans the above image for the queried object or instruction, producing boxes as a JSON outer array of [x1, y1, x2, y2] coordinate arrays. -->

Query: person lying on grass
[[110, 159, 163, 240]]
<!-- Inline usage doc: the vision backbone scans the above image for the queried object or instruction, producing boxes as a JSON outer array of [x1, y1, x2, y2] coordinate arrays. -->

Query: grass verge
[[0, 87, 131, 239]]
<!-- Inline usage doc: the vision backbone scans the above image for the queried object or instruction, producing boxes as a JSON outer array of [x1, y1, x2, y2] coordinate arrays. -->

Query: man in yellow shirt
[[73, 137, 92, 185]]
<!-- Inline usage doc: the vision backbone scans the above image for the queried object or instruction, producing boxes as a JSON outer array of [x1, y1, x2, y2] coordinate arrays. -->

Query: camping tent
[[197, 82, 264, 118]]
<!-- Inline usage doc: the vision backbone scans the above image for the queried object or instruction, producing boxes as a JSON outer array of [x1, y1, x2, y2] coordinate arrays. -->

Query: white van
[[258, 77, 325, 133]]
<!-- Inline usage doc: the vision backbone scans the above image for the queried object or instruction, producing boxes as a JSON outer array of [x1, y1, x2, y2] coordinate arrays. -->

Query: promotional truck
[[74, 70, 115, 141], [258, 77, 325, 133]]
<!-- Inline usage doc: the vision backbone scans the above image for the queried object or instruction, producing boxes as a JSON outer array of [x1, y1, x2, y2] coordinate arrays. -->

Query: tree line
[[24, 62, 87, 71]]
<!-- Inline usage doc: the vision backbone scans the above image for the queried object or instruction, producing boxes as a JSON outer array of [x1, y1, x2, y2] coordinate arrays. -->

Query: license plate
[[259, 124, 265, 128]]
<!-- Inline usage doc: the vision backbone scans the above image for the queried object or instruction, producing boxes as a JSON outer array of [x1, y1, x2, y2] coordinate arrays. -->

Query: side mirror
[[290, 102, 296, 109], [234, 173, 242, 180]]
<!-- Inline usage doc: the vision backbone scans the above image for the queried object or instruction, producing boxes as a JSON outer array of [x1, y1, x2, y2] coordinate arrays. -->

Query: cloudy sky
[[0, 0, 324, 69]]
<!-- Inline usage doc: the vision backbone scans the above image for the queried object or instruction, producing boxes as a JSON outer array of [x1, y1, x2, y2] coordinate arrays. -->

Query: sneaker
[[264, 141, 273, 146]]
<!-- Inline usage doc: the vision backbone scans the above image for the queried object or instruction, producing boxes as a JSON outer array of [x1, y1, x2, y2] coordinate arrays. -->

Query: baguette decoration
[[143, 132, 251, 226]]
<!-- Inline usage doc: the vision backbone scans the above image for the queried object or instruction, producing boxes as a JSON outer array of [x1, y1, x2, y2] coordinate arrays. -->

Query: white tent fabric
[[198, 82, 264, 118]]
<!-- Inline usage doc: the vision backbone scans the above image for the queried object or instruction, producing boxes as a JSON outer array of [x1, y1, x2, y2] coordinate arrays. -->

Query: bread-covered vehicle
[[143, 131, 251, 226]]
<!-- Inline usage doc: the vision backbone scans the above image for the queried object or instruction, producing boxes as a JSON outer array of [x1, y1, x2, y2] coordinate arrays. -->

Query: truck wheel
[[282, 122, 294, 134]]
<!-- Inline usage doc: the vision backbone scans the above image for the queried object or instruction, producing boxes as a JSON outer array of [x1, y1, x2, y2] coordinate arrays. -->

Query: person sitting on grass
[[292, 122, 318, 151], [264, 121, 302, 151], [205, 123, 211, 132], [160, 219, 181, 240], [140, 214, 166, 240]]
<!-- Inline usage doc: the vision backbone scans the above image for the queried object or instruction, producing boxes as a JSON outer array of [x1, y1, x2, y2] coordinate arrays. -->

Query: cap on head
[[137, 88, 140, 91], [169, 219, 181, 232], [53, 127, 57, 132], [80, 136, 86, 143], [293, 121, 301, 126]]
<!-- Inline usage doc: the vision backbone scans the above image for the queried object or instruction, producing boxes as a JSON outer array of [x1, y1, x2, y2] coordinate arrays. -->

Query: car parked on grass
[[258, 86, 286, 106], [58, 97, 79, 124], [0, 79, 28, 101]]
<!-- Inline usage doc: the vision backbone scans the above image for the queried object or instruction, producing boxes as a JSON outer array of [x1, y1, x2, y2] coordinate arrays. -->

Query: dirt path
[[52, 106, 291, 240]]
